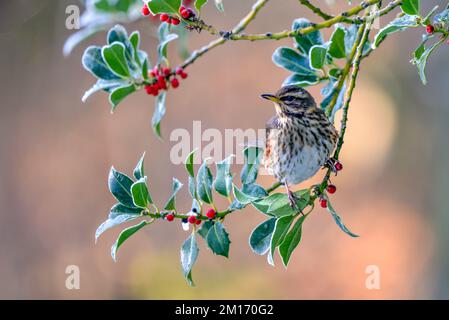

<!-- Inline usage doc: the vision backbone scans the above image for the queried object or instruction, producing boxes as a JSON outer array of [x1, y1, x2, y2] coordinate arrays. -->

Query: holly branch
[[72, 0, 449, 285]]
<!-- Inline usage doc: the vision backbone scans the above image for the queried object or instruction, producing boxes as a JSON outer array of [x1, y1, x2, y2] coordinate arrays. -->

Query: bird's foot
[[287, 189, 305, 216]]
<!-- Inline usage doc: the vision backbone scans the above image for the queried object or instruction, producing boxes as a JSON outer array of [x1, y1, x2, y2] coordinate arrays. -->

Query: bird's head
[[261, 85, 316, 117]]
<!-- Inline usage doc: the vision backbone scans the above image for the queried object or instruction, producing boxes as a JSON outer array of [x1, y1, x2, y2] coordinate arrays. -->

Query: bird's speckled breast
[[264, 113, 337, 185]]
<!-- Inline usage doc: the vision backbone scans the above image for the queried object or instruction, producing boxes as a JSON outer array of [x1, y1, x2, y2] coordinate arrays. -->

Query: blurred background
[[0, 0, 448, 299]]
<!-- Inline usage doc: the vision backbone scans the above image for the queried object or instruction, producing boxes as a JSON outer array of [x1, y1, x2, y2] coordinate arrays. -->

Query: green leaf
[[279, 215, 306, 267], [292, 18, 323, 55], [213, 155, 234, 198], [95, 0, 134, 13], [249, 218, 276, 255], [412, 38, 445, 85], [102, 43, 131, 78], [198, 220, 214, 239], [108, 167, 135, 208], [157, 23, 179, 63], [109, 83, 135, 110], [214, 0, 224, 12], [272, 47, 316, 76], [164, 178, 183, 211], [197, 160, 214, 204], [133, 152, 145, 180], [326, 197, 359, 237], [241, 146, 262, 185], [252, 193, 285, 215], [232, 184, 260, 206], [206, 222, 230, 257], [268, 215, 295, 266], [267, 189, 310, 217], [328, 26, 346, 59], [195, 0, 208, 14], [95, 204, 143, 242], [188, 176, 197, 199], [282, 74, 320, 87], [111, 220, 149, 261], [309, 44, 327, 70], [82, 79, 129, 102], [108, 25, 129, 47], [180, 233, 199, 286], [401, 0, 420, 16], [185, 149, 197, 177], [373, 15, 419, 48], [146, 0, 181, 15], [242, 183, 268, 199], [131, 177, 152, 208], [82, 46, 121, 80], [152, 92, 167, 137]]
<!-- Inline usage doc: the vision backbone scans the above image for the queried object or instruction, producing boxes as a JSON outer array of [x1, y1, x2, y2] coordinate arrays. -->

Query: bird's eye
[[281, 96, 295, 102]]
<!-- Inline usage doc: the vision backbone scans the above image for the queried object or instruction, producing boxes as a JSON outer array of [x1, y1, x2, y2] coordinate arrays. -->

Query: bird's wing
[[265, 116, 279, 162]]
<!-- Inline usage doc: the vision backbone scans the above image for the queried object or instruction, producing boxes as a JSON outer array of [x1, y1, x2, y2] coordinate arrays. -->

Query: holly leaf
[[249, 218, 276, 255], [214, 0, 224, 12], [157, 23, 179, 63], [95, 204, 143, 242], [198, 220, 214, 239], [133, 152, 146, 180], [152, 91, 167, 137], [326, 197, 359, 237], [292, 18, 323, 55], [267, 215, 295, 266], [102, 42, 131, 78], [185, 148, 197, 177], [272, 47, 316, 77], [373, 15, 419, 48], [111, 221, 149, 261], [82, 79, 130, 102], [413, 38, 445, 85], [197, 160, 214, 204], [163, 178, 183, 211], [282, 74, 320, 87], [146, 0, 181, 15], [213, 155, 234, 198], [180, 233, 199, 286], [241, 146, 262, 185], [109, 83, 136, 111], [267, 189, 310, 217], [195, 0, 208, 14], [131, 177, 153, 208], [206, 222, 230, 257], [328, 26, 346, 59], [309, 44, 328, 70], [401, 0, 420, 16], [82, 46, 121, 80], [279, 215, 306, 267], [108, 167, 135, 208]]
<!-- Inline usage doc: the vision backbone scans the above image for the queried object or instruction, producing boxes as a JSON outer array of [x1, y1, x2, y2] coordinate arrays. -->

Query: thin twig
[[298, 0, 334, 20]]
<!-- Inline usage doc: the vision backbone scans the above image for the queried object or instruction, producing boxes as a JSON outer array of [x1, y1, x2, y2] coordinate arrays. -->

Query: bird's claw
[[287, 191, 305, 215]]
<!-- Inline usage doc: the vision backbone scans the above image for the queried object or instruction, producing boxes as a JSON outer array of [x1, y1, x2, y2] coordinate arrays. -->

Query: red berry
[[157, 76, 167, 90], [142, 5, 150, 16], [176, 67, 184, 75], [149, 71, 156, 78], [153, 66, 159, 76], [162, 67, 171, 76], [206, 209, 216, 219], [166, 213, 175, 221], [180, 9, 190, 19], [188, 215, 197, 224], [320, 199, 328, 208], [180, 71, 188, 79], [171, 18, 180, 25], [326, 184, 337, 194], [160, 13, 169, 22], [171, 78, 180, 88], [180, 6, 186, 13], [447, 39, 449, 46], [145, 84, 153, 95], [426, 25, 434, 34], [335, 161, 343, 171], [195, 219, 202, 225]]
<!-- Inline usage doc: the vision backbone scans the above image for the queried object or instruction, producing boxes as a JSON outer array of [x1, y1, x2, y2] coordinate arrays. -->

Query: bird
[[261, 85, 339, 210]]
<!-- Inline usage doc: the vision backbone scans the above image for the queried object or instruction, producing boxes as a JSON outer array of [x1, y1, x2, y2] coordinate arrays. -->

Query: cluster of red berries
[[179, 6, 195, 19], [319, 184, 337, 208], [144, 66, 188, 96]]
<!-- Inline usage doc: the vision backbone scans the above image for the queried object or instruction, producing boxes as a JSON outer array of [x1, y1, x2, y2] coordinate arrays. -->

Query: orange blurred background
[[0, 0, 448, 299]]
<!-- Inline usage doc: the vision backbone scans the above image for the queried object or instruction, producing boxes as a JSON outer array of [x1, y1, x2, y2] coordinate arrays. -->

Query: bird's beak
[[261, 93, 281, 104]]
